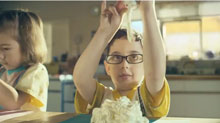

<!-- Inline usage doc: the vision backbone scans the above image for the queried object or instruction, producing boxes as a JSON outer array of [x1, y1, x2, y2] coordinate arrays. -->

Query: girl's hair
[[0, 10, 47, 65], [105, 29, 143, 55]]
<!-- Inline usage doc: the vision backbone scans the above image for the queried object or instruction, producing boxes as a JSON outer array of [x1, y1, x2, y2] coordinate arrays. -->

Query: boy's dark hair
[[0, 10, 47, 65], [105, 29, 143, 56]]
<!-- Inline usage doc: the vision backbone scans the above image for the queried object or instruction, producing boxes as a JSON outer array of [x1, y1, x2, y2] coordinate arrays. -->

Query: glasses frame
[[105, 54, 143, 64]]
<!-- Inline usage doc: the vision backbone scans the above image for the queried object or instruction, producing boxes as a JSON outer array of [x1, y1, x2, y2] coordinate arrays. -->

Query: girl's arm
[[140, 1, 166, 103], [0, 79, 28, 110], [73, 1, 127, 104]]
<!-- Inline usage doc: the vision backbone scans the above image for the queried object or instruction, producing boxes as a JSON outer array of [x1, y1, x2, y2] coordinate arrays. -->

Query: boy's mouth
[[119, 73, 132, 80]]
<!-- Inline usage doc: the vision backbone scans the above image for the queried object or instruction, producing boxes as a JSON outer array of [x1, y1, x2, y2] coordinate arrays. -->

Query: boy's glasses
[[106, 54, 143, 64]]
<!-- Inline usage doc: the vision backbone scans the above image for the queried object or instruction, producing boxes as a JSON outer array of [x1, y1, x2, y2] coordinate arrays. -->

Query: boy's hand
[[138, 0, 154, 11], [98, 0, 127, 37], [116, 0, 128, 16]]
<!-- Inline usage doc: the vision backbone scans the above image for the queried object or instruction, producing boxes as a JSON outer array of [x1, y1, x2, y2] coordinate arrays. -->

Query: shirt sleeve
[[140, 78, 170, 118], [74, 81, 105, 114], [15, 63, 49, 111]]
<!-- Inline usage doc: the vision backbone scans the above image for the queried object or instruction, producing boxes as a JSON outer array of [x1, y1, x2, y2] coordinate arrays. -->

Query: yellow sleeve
[[74, 81, 105, 114], [15, 63, 49, 111], [140, 78, 170, 118]]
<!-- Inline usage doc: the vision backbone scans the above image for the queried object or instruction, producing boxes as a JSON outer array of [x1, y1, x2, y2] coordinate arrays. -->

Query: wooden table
[[1, 111, 76, 123], [1, 110, 220, 123]]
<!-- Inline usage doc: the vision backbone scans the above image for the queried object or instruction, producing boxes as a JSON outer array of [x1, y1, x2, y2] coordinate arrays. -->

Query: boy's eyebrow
[[110, 51, 121, 55], [110, 51, 142, 55], [129, 50, 141, 54]]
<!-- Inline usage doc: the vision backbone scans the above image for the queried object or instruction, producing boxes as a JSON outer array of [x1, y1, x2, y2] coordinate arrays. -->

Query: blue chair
[[59, 75, 76, 112]]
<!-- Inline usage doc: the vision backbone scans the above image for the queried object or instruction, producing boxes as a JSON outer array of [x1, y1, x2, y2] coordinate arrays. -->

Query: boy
[[73, 0, 170, 118]]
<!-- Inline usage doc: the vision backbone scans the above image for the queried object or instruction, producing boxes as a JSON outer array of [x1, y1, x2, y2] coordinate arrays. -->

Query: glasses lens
[[127, 54, 143, 64], [106, 55, 122, 64]]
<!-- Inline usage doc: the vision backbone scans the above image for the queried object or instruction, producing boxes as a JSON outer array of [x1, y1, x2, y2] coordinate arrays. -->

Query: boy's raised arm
[[73, 1, 127, 104], [140, 1, 166, 102]]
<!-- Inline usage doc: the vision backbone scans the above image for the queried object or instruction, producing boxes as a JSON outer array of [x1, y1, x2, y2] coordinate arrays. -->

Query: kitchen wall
[[0, 1, 101, 59], [1, 1, 220, 60]]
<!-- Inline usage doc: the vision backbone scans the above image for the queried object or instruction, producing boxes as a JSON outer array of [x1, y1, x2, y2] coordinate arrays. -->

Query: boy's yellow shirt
[[74, 78, 170, 118]]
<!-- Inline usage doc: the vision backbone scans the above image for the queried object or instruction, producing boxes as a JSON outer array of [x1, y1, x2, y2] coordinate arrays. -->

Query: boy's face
[[104, 37, 144, 91], [0, 33, 23, 70]]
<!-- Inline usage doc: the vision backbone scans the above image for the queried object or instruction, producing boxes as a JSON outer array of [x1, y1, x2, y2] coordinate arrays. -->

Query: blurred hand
[[98, 0, 128, 35]]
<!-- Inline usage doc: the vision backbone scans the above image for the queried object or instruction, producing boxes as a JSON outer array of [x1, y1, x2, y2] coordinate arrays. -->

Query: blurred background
[[0, 1, 220, 118]]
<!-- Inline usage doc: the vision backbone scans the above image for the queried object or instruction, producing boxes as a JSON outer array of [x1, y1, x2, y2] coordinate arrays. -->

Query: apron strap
[[13, 70, 26, 87], [137, 86, 147, 116], [0, 67, 6, 78]]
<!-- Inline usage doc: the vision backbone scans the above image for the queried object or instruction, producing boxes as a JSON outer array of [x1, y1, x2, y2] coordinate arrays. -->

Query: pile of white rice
[[91, 96, 149, 123]]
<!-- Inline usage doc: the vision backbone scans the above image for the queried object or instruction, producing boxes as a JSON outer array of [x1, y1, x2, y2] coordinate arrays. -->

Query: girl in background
[[0, 10, 49, 111]]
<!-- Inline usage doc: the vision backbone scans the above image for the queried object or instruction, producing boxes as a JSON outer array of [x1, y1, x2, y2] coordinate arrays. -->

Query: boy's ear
[[104, 61, 110, 76]]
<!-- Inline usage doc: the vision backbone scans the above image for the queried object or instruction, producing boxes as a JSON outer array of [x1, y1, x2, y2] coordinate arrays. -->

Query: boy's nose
[[120, 58, 129, 69]]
